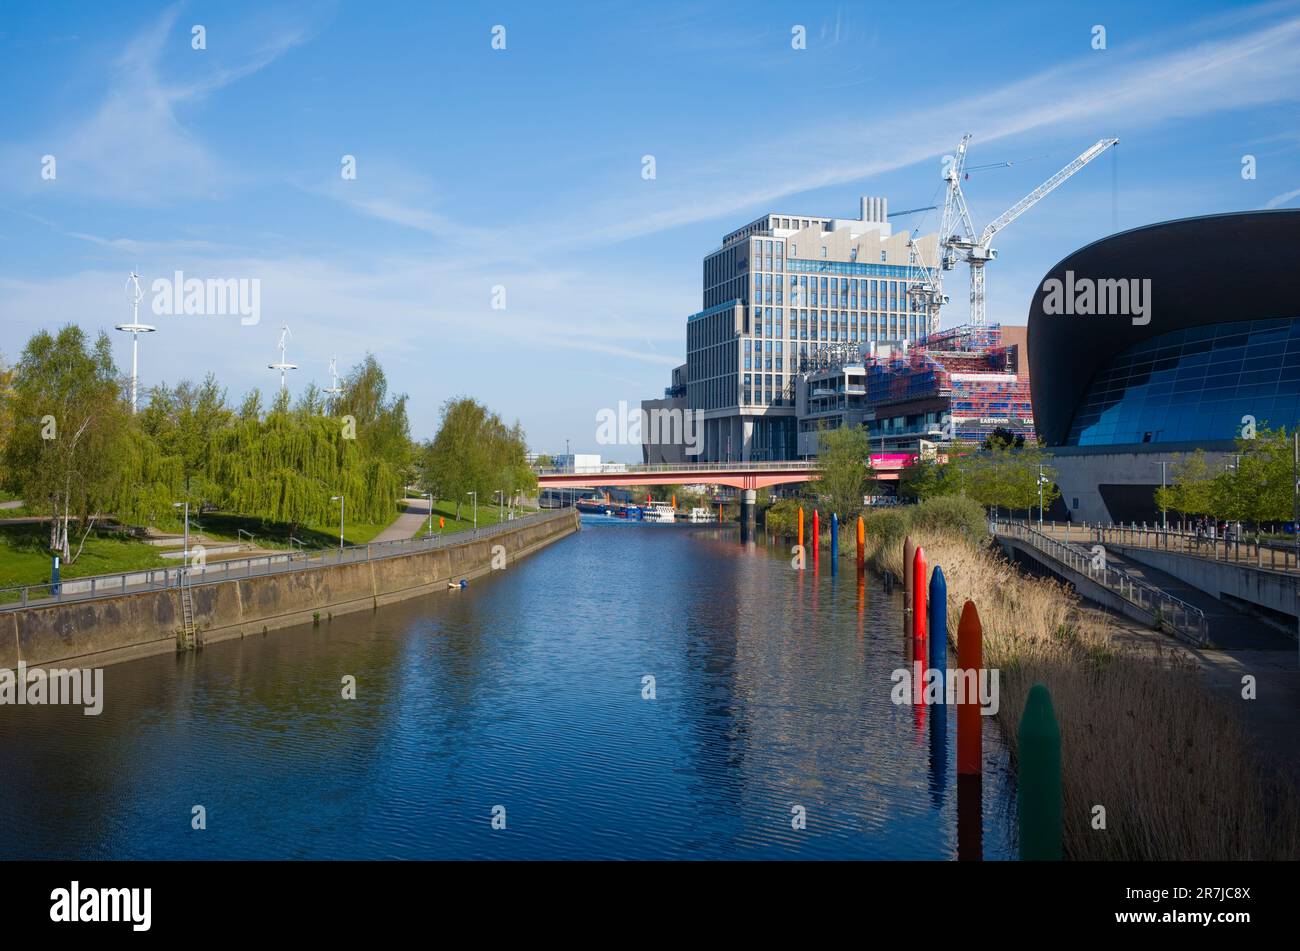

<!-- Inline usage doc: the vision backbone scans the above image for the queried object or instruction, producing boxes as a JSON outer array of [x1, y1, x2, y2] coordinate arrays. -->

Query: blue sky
[[2, 0, 1299, 459]]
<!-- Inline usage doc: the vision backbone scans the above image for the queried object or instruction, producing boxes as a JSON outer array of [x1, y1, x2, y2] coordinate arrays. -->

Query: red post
[[957, 600, 983, 776], [912, 546, 927, 642], [812, 510, 820, 565]]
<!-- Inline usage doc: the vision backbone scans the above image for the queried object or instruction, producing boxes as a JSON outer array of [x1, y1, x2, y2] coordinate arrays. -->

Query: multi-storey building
[[684, 196, 939, 462], [793, 324, 1033, 456]]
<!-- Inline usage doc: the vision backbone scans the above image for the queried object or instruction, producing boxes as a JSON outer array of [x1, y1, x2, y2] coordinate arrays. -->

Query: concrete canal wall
[[1, 509, 579, 669]]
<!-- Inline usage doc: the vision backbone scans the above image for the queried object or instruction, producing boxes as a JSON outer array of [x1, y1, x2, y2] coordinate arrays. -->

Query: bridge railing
[[0, 508, 572, 614], [535, 460, 819, 476], [995, 519, 1210, 647], [1032, 520, 1300, 574]]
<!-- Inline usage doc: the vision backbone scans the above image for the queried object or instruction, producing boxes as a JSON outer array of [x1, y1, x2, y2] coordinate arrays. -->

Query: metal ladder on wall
[[178, 570, 197, 651]]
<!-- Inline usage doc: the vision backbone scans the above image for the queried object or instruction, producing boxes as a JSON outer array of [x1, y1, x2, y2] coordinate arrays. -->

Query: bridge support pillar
[[740, 489, 757, 542]]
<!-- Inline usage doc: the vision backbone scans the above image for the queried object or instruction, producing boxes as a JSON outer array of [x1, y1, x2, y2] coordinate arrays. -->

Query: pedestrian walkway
[[1089, 544, 1284, 651], [372, 498, 432, 543]]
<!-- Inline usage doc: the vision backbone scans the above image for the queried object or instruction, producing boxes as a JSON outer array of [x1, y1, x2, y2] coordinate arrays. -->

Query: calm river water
[[0, 519, 1015, 859]]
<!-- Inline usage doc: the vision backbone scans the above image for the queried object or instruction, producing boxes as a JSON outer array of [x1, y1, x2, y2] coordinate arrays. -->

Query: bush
[[763, 497, 803, 537], [863, 508, 909, 552], [908, 495, 987, 545]]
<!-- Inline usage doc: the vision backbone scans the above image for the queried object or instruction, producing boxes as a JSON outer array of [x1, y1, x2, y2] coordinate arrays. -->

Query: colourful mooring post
[[1018, 683, 1063, 861], [928, 566, 947, 687], [830, 513, 839, 575], [856, 516, 865, 573], [957, 600, 983, 777], [812, 510, 820, 565], [911, 546, 927, 644], [904, 535, 915, 639], [903, 536, 915, 601], [927, 565, 949, 810], [798, 507, 805, 553]]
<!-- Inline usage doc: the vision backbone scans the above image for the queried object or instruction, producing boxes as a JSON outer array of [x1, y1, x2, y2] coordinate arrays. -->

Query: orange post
[[718, 503, 723, 523], [671, 493, 676, 510], [798, 507, 805, 551], [957, 600, 983, 776], [856, 516, 865, 571]]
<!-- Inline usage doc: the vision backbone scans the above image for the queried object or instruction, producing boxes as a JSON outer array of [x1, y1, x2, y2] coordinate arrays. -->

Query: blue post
[[830, 513, 839, 575], [927, 565, 948, 807], [928, 566, 947, 681]]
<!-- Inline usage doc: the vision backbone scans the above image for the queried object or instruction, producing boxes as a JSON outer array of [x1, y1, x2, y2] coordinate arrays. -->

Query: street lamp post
[[425, 491, 434, 538], [1037, 465, 1049, 532], [331, 495, 345, 553], [496, 489, 504, 523], [467, 491, 477, 531]]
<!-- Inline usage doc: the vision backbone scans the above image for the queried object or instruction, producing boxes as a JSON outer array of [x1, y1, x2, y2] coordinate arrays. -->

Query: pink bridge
[[535, 454, 916, 490]]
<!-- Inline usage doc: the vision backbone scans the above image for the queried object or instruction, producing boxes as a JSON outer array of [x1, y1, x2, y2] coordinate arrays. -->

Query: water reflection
[[0, 521, 1014, 860]]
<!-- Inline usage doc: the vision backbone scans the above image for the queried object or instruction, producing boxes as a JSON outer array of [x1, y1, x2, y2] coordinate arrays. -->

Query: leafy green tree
[[0, 352, 17, 470], [2, 325, 131, 560], [1154, 450, 1215, 522], [1207, 426, 1296, 528], [205, 411, 400, 530], [958, 442, 1059, 516], [239, 389, 263, 421], [764, 497, 804, 537], [334, 354, 413, 484], [982, 426, 1025, 450], [419, 397, 531, 519], [899, 454, 964, 501], [813, 424, 872, 520]]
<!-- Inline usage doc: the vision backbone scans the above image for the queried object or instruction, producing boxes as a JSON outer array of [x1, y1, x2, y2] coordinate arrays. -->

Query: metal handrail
[[0, 508, 571, 613], [535, 460, 820, 476], [995, 519, 1210, 646]]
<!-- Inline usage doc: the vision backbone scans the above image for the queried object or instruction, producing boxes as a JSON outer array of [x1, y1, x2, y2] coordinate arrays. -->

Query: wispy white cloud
[[549, 6, 1300, 249], [0, 3, 312, 202]]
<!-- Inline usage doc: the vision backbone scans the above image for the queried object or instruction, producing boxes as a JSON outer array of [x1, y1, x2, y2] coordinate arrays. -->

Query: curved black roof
[[1027, 209, 1300, 447]]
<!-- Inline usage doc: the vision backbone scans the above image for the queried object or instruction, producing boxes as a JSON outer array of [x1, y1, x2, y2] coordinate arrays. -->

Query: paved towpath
[[372, 498, 431, 543]]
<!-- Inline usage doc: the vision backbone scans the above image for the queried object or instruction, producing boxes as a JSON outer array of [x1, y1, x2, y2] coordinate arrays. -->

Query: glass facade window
[[1066, 317, 1300, 446]]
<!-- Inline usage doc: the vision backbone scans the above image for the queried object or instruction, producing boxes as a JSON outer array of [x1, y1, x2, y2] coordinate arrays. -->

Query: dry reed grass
[[870, 526, 1300, 860]]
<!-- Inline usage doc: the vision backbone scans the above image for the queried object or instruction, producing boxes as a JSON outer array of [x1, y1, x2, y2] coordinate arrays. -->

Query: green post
[[1017, 683, 1062, 860]]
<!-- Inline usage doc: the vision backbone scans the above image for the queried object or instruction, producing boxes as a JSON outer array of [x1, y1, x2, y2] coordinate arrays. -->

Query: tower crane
[[940, 135, 1118, 326]]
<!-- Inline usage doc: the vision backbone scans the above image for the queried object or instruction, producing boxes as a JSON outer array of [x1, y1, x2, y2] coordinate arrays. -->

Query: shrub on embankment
[[866, 497, 1299, 861]]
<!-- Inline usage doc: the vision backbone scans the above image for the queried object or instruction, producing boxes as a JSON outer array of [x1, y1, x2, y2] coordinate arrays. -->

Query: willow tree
[[139, 374, 231, 499], [2, 325, 131, 560], [206, 405, 401, 530], [105, 427, 185, 529], [334, 354, 413, 485]]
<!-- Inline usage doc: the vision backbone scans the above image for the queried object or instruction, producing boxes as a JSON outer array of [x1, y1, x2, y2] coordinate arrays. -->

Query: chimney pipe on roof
[[860, 196, 888, 223]]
